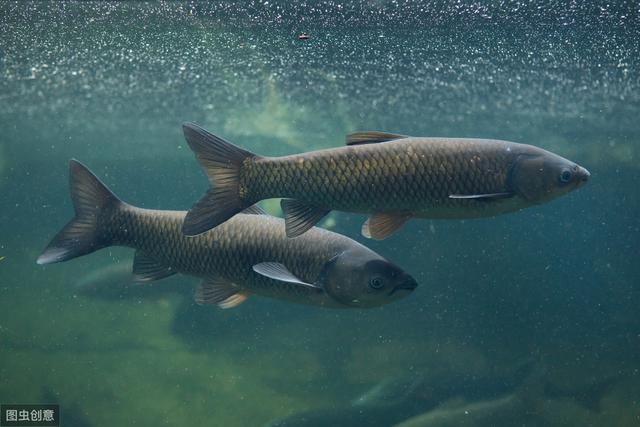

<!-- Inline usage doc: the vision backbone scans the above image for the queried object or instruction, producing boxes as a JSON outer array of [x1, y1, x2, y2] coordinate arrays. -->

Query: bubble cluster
[[0, 1, 637, 162]]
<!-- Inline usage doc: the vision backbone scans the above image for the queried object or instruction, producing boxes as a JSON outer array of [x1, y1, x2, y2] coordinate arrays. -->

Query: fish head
[[510, 147, 590, 203], [320, 247, 418, 308]]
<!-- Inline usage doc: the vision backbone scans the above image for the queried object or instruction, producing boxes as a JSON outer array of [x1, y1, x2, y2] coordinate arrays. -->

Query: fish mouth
[[578, 166, 590, 184], [389, 278, 418, 296]]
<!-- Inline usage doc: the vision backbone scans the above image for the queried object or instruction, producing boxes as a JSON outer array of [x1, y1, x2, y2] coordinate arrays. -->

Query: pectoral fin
[[448, 192, 514, 200], [346, 131, 408, 145], [362, 212, 412, 240], [132, 251, 176, 282], [253, 262, 321, 289], [195, 278, 247, 309], [280, 199, 330, 238]]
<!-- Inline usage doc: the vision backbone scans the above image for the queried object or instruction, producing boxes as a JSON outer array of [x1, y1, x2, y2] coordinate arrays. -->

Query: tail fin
[[37, 160, 122, 265], [181, 122, 258, 236]]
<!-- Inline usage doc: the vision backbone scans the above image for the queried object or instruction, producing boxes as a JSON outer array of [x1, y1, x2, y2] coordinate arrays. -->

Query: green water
[[1, 1, 639, 426]]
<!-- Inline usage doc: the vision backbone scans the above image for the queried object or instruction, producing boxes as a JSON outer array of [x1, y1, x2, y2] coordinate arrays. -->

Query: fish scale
[[103, 207, 349, 303], [244, 138, 512, 213]]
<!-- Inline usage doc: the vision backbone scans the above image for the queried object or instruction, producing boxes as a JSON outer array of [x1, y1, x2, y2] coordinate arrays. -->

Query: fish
[[392, 365, 550, 427], [36, 160, 417, 309], [391, 393, 530, 427], [543, 373, 622, 411], [74, 262, 190, 301], [265, 375, 433, 427], [264, 359, 535, 427], [180, 123, 590, 239], [74, 262, 133, 291]]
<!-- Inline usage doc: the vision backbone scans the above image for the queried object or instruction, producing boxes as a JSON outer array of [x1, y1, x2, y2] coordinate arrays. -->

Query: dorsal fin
[[346, 131, 408, 146]]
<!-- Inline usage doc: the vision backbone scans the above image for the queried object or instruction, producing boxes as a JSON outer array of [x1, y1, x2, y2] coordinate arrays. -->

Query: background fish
[[74, 262, 133, 294], [37, 160, 417, 309], [391, 394, 530, 427], [264, 360, 534, 427], [181, 123, 590, 239], [74, 261, 191, 301], [392, 367, 546, 427]]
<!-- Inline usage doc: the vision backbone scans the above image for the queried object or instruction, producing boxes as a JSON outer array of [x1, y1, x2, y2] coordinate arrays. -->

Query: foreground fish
[[37, 160, 417, 309], [181, 123, 590, 239]]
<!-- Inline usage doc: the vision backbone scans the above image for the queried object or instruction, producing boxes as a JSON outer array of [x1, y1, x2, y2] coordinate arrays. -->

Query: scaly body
[[106, 207, 352, 306], [38, 160, 417, 309], [181, 124, 589, 239], [243, 138, 522, 218]]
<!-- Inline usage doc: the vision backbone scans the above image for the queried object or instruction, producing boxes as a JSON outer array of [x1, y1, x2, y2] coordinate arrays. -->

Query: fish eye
[[369, 277, 384, 289], [559, 170, 572, 183]]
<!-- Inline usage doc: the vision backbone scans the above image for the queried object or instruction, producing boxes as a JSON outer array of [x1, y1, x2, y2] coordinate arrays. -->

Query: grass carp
[[37, 161, 417, 309], [181, 123, 589, 240]]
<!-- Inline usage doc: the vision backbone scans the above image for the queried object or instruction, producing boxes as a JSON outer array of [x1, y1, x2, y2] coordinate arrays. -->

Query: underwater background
[[1, 1, 638, 426]]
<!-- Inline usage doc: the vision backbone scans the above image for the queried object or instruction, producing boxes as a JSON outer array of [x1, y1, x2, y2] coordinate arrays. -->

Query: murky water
[[1, 1, 639, 426]]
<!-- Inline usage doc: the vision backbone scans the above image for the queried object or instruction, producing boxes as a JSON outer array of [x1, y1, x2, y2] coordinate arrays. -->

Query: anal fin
[[195, 278, 247, 309], [362, 212, 412, 240], [218, 293, 248, 309], [280, 199, 330, 238], [132, 251, 176, 282]]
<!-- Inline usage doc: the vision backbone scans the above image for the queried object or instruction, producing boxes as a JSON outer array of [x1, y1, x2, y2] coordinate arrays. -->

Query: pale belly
[[413, 196, 530, 219]]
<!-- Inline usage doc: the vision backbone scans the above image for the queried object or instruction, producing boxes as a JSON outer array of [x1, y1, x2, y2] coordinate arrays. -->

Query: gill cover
[[509, 151, 584, 203], [319, 249, 417, 308]]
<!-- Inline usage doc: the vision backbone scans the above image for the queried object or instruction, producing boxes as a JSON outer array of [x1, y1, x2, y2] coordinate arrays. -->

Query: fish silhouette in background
[[265, 360, 535, 427], [392, 392, 534, 427], [266, 361, 622, 427], [391, 367, 623, 427], [74, 261, 191, 301]]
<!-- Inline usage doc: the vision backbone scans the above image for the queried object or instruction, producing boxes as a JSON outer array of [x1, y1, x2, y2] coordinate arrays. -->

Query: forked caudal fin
[[37, 160, 123, 265], [182, 122, 260, 236]]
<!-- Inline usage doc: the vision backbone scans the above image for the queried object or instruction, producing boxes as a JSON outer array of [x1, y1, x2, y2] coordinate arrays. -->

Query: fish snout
[[405, 276, 418, 290], [576, 166, 590, 185], [392, 276, 418, 295], [579, 166, 590, 181]]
